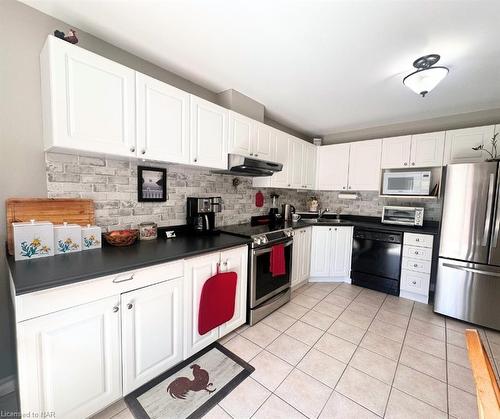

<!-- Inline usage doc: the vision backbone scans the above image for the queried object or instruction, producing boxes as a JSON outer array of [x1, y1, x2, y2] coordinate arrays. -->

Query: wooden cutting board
[[6, 198, 95, 256]]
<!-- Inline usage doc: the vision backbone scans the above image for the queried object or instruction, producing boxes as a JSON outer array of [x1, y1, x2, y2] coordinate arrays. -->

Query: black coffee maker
[[187, 197, 222, 233]]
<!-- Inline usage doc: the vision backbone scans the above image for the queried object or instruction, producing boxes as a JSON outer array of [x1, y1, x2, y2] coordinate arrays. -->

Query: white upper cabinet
[[136, 73, 190, 164], [316, 143, 350, 191], [270, 131, 290, 188], [253, 122, 275, 160], [410, 132, 445, 167], [303, 143, 317, 189], [41, 36, 136, 157], [444, 125, 496, 164], [190, 96, 229, 169], [348, 139, 382, 191], [17, 295, 121, 419], [228, 111, 253, 156], [288, 137, 304, 188], [121, 278, 183, 394], [381, 136, 412, 168]]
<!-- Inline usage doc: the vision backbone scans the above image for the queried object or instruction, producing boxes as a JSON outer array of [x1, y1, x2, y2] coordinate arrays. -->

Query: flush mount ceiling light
[[403, 54, 449, 97]]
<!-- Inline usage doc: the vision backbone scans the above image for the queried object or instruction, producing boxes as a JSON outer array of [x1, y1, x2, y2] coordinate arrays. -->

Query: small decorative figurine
[[54, 29, 79, 44]]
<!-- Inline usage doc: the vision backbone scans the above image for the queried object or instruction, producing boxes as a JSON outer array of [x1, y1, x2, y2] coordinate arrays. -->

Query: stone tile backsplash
[[46, 152, 442, 231]]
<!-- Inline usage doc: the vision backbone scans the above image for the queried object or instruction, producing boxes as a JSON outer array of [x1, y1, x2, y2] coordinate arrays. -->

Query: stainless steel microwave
[[382, 171, 431, 195], [382, 206, 424, 226]]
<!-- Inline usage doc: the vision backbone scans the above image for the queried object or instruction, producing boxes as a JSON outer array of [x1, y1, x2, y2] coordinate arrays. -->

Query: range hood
[[212, 154, 283, 177]]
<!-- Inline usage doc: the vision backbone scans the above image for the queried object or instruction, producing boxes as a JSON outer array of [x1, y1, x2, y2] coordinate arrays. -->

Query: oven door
[[250, 239, 293, 308]]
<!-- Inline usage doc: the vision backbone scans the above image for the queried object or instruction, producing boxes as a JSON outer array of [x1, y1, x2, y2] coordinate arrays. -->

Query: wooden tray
[[6, 198, 95, 256]]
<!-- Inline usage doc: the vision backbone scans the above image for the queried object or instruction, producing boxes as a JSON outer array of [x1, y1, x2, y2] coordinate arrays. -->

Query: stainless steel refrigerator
[[435, 162, 500, 330]]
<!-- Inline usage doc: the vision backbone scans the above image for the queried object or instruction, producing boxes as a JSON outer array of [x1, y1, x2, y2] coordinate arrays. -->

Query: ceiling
[[21, 0, 500, 137]]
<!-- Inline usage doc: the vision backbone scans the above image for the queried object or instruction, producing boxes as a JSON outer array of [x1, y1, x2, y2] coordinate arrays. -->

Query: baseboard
[[308, 276, 351, 283], [0, 374, 16, 397]]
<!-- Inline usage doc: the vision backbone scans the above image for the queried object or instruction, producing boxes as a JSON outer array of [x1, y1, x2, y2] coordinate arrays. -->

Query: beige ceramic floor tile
[[354, 292, 386, 308], [267, 334, 311, 366], [234, 324, 250, 334], [447, 361, 476, 395], [218, 331, 238, 345], [297, 348, 346, 388], [91, 400, 127, 419], [285, 321, 324, 346], [408, 318, 445, 341], [393, 364, 447, 412], [359, 331, 402, 361], [336, 366, 391, 416], [292, 293, 321, 309], [275, 369, 332, 418], [278, 302, 309, 319], [385, 388, 447, 419], [327, 319, 366, 345], [204, 405, 232, 419], [323, 293, 353, 309], [223, 335, 262, 362], [411, 309, 445, 327], [338, 309, 373, 330], [486, 329, 500, 346], [219, 377, 271, 419], [381, 298, 413, 316], [447, 344, 471, 369], [314, 333, 357, 363], [261, 310, 296, 332], [313, 300, 345, 319], [446, 328, 466, 348], [302, 286, 331, 300], [301, 309, 335, 331], [399, 345, 447, 382], [331, 284, 362, 299], [319, 391, 379, 419], [252, 394, 306, 419], [448, 385, 479, 419], [250, 350, 294, 391], [368, 319, 406, 343], [404, 331, 446, 359], [241, 322, 281, 348], [349, 347, 397, 384], [347, 301, 379, 318], [445, 317, 480, 334], [375, 309, 410, 329], [111, 409, 134, 419]]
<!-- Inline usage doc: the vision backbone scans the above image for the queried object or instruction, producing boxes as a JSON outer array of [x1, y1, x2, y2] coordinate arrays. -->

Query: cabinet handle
[[113, 306, 119, 313], [412, 281, 417, 285], [127, 303, 133, 310], [130, 146, 135, 153], [414, 264, 418, 267], [348, 186, 352, 189], [255, 154, 259, 157], [141, 149, 146, 155], [250, 153, 254, 156], [334, 228, 337, 230], [414, 251, 419, 255], [342, 186, 346, 190], [412, 162, 415, 166], [113, 273, 134, 283], [288, 184, 291, 187], [329, 228, 332, 231], [194, 157, 198, 162], [416, 238, 420, 241], [404, 162, 408, 166]]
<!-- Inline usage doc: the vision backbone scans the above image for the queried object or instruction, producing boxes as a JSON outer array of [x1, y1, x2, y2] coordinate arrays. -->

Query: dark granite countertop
[[7, 233, 251, 296], [292, 214, 440, 235]]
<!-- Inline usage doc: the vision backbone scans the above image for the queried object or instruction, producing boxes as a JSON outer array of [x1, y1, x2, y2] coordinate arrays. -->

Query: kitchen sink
[[301, 218, 346, 224]]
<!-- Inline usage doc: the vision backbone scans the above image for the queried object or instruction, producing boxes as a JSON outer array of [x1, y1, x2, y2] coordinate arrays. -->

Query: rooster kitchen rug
[[125, 342, 255, 419]]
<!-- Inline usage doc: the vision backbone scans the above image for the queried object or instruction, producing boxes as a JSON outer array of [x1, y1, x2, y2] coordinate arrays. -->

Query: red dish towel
[[198, 270, 238, 336], [270, 244, 286, 277]]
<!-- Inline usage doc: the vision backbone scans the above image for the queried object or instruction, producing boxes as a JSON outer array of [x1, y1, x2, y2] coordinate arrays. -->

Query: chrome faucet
[[335, 207, 342, 220], [317, 208, 329, 220]]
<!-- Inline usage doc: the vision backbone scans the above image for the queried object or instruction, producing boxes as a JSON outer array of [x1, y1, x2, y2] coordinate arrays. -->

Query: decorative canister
[[139, 222, 157, 240], [13, 220, 54, 261], [54, 222, 82, 254], [81, 224, 102, 250], [308, 196, 319, 212]]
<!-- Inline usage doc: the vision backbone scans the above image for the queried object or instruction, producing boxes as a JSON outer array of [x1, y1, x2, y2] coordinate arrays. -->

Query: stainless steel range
[[220, 219, 293, 325]]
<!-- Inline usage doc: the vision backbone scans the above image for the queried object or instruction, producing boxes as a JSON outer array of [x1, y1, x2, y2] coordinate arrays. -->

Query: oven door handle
[[252, 239, 293, 256]]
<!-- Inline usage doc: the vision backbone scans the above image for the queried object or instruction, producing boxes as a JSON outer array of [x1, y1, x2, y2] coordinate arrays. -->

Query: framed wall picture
[[137, 166, 167, 202]]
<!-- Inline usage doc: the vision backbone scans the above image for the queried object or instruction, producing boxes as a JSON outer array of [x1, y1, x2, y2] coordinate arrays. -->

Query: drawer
[[403, 245, 432, 261], [400, 269, 430, 296], [404, 233, 433, 248], [402, 257, 431, 274]]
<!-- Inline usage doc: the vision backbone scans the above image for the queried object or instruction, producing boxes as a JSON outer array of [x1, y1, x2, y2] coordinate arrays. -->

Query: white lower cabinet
[[184, 246, 248, 358], [17, 295, 122, 419], [292, 227, 312, 287], [310, 226, 353, 281], [122, 278, 183, 394]]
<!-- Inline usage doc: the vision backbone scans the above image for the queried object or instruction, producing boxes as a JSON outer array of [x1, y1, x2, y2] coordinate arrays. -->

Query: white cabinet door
[[310, 227, 333, 277], [219, 246, 248, 336], [136, 72, 190, 164], [41, 36, 135, 157], [184, 252, 221, 357], [122, 278, 183, 394], [291, 229, 304, 287], [288, 137, 304, 188], [269, 131, 290, 188], [303, 143, 317, 189], [381, 136, 411, 169], [317, 143, 350, 191], [190, 96, 228, 169], [410, 132, 445, 167], [17, 296, 121, 419], [330, 227, 353, 278], [228, 111, 253, 157], [253, 122, 274, 160], [348, 139, 382, 191], [444, 125, 495, 164], [300, 227, 312, 282]]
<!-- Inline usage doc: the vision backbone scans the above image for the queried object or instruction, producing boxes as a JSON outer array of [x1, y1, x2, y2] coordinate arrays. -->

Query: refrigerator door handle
[[482, 173, 495, 246], [442, 262, 500, 277]]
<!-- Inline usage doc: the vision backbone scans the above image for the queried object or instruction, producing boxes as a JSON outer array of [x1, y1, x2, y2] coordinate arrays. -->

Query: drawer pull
[[127, 303, 133, 310], [416, 238, 420, 242], [112, 306, 119, 313], [414, 251, 419, 255], [113, 273, 135, 283], [412, 281, 417, 285], [414, 264, 418, 267]]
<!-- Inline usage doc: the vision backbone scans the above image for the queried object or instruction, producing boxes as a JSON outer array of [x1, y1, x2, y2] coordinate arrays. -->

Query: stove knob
[[261, 236, 268, 244], [285, 230, 293, 237], [254, 237, 262, 246]]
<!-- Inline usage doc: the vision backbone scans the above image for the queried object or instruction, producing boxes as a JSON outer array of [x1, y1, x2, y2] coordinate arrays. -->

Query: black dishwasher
[[351, 228, 403, 296]]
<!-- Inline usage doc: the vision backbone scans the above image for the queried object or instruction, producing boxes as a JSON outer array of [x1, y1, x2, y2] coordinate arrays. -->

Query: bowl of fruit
[[103, 229, 139, 247]]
